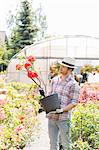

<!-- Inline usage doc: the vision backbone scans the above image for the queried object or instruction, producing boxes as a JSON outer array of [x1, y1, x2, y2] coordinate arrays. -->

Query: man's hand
[[55, 108, 63, 113], [39, 88, 45, 97], [47, 111, 57, 115], [47, 108, 63, 115]]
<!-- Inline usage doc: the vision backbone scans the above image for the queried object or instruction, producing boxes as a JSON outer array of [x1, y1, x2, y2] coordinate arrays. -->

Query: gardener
[[47, 57, 80, 150]]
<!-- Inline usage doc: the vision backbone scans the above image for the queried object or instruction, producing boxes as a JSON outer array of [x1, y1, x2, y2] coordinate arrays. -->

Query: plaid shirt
[[47, 74, 80, 121]]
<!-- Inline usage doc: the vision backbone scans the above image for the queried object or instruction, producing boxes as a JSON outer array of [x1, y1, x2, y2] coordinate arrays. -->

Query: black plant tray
[[40, 93, 61, 113]]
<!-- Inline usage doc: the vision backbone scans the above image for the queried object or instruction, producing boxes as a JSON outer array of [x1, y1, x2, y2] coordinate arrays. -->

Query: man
[[47, 57, 80, 150]]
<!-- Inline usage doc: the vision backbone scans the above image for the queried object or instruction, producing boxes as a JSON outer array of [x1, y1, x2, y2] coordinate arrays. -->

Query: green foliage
[[80, 64, 94, 73], [72, 139, 90, 150], [8, 0, 47, 54], [0, 44, 9, 71], [95, 65, 99, 73], [10, 0, 37, 51], [71, 103, 99, 149]]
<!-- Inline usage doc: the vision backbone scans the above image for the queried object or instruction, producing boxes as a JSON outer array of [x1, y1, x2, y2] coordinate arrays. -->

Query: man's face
[[60, 65, 70, 75]]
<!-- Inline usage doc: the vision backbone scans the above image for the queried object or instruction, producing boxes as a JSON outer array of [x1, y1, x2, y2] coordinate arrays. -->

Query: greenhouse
[[7, 35, 99, 88], [1, 35, 99, 149]]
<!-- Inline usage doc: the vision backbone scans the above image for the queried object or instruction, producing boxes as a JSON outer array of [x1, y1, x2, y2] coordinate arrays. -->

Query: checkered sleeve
[[69, 83, 80, 105]]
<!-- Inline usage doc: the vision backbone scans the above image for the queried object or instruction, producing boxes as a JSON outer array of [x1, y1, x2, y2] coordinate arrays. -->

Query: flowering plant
[[16, 55, 38, 78], [0, 81, 40, 149], [16, 55, 45, 97], [78, 83, 99, 103]]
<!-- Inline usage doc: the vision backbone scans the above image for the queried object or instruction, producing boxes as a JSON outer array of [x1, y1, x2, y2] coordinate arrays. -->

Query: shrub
[[71, 103, 99, 149]]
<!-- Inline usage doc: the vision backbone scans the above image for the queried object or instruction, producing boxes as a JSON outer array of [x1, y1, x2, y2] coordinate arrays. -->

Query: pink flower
[[78, 83, 99, 103], [0, 99, 7, 106], [0, 108, 6, 120], [15, 124, 24, 133], [96, 93, 99, 100]]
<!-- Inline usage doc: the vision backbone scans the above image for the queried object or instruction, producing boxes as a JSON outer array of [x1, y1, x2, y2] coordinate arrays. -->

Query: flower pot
[[40, 93, 61, 113]]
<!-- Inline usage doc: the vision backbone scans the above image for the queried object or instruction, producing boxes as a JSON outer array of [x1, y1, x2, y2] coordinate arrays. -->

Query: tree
[[0, 45, 9, 71], [9, 0, 40, 52], [34, 4, 48, 41], [13, 0, 38, 49]]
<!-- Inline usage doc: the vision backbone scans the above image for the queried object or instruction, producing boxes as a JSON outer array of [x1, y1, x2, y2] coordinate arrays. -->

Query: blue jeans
[[48, 119, 71, 150]]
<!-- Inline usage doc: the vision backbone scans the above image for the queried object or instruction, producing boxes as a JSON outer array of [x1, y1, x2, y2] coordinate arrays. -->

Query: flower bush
[[72, 82, 99, 149], [78, 83, 99, 103], [0, 80, 40, 149], [71, 102, 99, 149]]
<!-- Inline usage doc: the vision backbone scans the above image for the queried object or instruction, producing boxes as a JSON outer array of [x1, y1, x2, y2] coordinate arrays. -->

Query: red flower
[[19, 116, 25, 123], [16, 64, 22, 70], [27, 56, 36, 63], [28, 71, 38, 79], [16, 55, 40, 83], [24, 62, 32, 70]]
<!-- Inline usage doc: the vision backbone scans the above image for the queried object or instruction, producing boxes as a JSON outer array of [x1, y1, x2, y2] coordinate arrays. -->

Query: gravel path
[[25, 112, 50, 150]]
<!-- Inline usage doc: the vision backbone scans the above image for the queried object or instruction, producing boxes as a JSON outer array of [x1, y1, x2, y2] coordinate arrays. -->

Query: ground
[[25, 112, 50, 150]]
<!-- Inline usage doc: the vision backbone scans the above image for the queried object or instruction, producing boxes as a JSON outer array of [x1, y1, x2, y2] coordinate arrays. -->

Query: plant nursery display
[[0, 75, 40, 149], [71, 82, 99, 149], [0, 58, 98, 149]]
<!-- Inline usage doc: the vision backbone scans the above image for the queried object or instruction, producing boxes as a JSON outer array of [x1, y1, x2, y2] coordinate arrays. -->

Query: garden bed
[[0, 75, 99, 149], [72, 82, 99, 149], [0, 80, 40, 149]]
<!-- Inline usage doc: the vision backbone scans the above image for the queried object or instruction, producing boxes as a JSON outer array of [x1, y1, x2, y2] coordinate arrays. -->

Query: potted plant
[[16, 55, 61, 113]]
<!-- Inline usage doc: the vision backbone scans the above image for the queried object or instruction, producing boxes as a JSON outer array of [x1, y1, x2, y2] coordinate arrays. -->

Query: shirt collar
[[59, 74, 72, 82]]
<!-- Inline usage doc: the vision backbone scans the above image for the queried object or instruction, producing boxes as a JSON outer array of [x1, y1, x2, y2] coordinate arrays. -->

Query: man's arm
[[63, 103, 77, 112], [56, 102, 77, 113]]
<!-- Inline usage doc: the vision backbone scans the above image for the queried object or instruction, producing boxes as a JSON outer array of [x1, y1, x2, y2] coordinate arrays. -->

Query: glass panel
[[67, 38, 87, 57], [86, 39, 99, 58], [26, 41, 50, 57], [50, 38, 67, 57]]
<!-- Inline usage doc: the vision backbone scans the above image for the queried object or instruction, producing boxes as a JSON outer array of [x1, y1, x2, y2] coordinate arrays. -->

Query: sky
[[0, 0, 99, 37]]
